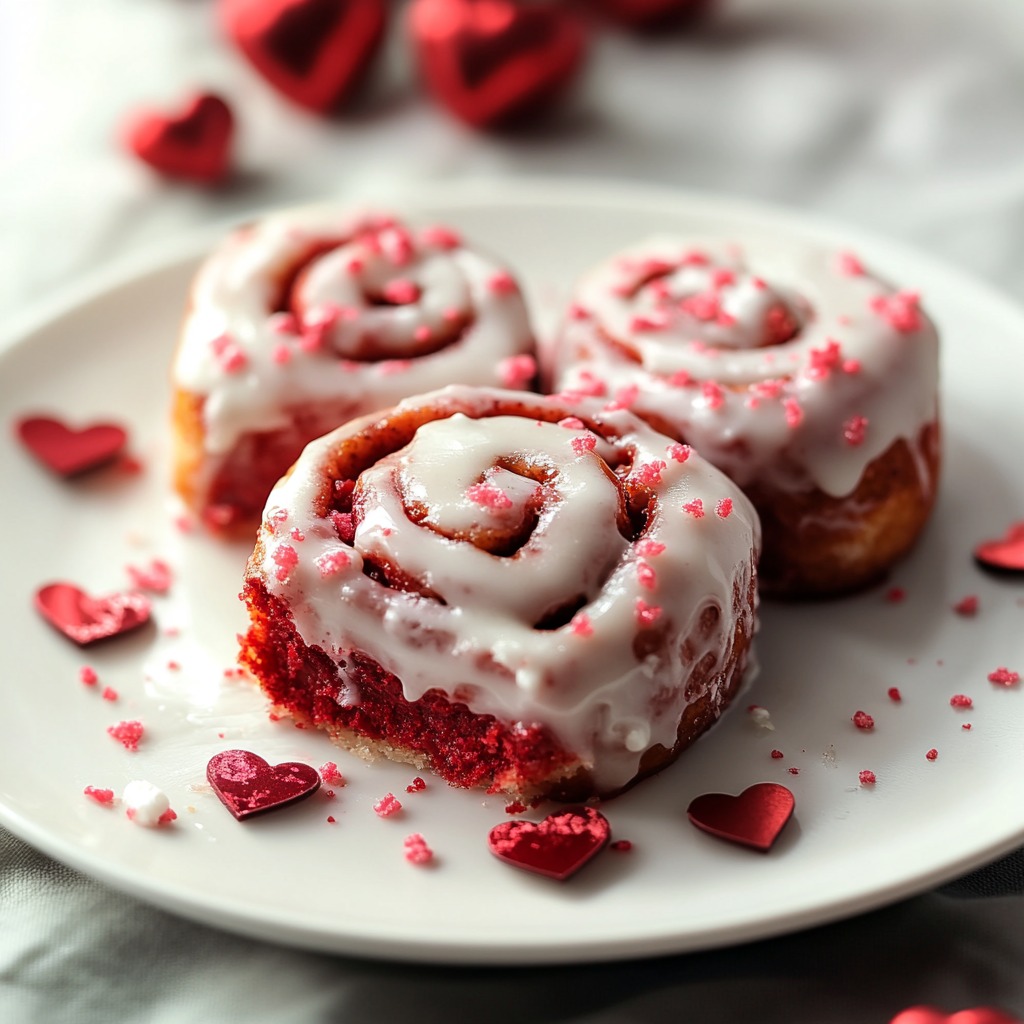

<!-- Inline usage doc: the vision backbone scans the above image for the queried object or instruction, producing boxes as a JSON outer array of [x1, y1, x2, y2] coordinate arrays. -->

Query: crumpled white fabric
[[2, 0, 1024, 1019]]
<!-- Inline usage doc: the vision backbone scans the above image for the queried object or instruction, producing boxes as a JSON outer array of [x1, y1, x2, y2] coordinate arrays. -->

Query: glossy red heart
[[222, 0, 387, 113], [974, 521, 1024, 575], [207, 749, 322, 820], [409, 0, 587, 129], [17, 416, 128, 476], [687, 782, 795, 852], [890, 1007, 1022, 1024], [123, 93, 234, 183], [591, 0, 713, 29], [488, 806, 610, 880], [34, 583, 151, 646]]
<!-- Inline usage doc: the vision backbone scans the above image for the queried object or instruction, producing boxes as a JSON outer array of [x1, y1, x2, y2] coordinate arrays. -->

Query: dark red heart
[[974, 521, 1024, 575], [890, 1007, 1022, 1024], [686, 782, 795, 852], [222, 0, 387, 113], [123, 93, 234, 183], [17, 416, 128, 476], [34, 583, 151, 646], [590, 0, 714, 29], [409, 0, 587, 129], [207, 749, 322, 820], [487, 806, 610, 880]]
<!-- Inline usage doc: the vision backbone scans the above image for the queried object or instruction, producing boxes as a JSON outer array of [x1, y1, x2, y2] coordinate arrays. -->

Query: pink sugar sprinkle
[[667, 443, 691, 463], [636, 561, 657, 591], [953, 594, 979, 617], [635, 460, 666, 486], [374, 793, 402, 818], [635, 539, 665, 558], [837, 251, 865, 276], [870, 290, 923, 333], [858, 770, 877, 786], [664, 370, 693, 391], [268, 312, 299, 334], [210, 333, 248, 373], [271, 342, 292, 365], [701, 380, 725, 410], [383, 278, 421, 305], [571, 434, 598, 455], [630, 313, 668, 332], [682, 498, 705, 518], [950, 694, 973, 709], [843, 415, 869, 446], [420, 225, 461, 250], [715, 498, 733, 519], [80, 666, 98, 686], [158, 808, 177, 825], [852, 710, 875, 731], [570, 612, 594, 638], [751, 379, 785, 400], [635, 599, 662, 627], [498, 353, 537, 389], [290, 527, 305, 542], [332, 511, 355, 543], [806, 340, 843, 380], [568, 302, 590, 321], [126, 558, 173, 594], [381, 228, 415, 266], [378, 359, 412, 376], [466, 482, 513, 510], [888, 687, 902, 702], [84, 786, 115, 805], [346, 257, 364, 274], [403, 833, 434, 865], [605, 383, 640, 411], [843, 358, 862, 375], [315, 550, 351, 578], [610, 839, 633, 852], [101, 687, 118, 702], [926, 748, 939, 761], [271, 544, 299, 582], [558, 416, 585, 430], [319, 762, 346, 786], [406, 777, 427, 793], [770, 749, 784, 760], [414, 325, 432, 343], [988, 666, 1020, 686], [488, 271, 517, 296], [783, 397, 804, 428], [107, 720, 143, 751]]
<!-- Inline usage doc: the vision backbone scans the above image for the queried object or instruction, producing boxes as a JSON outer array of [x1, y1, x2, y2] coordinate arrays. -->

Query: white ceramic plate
[[2, 180, 1024, 965]]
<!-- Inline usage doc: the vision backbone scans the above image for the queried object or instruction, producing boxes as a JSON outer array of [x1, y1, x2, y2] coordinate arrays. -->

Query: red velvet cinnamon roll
[[172, 209, 537, 532], [240, 385, 759, 803], [543, 237, 941, 597]]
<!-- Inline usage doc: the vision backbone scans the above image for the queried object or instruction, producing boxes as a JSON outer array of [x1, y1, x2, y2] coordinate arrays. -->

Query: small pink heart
[[974, 521, 1024, 575], [890, 1007, 1022, 1024], [488, 806, 610, 880], [207, 749, 321, 820], [687, 782, 795, 852], [17, 415, 128, 476], [34, 583, 151, 646]]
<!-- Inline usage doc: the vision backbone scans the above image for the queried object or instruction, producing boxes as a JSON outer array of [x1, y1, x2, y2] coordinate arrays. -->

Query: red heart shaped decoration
[[34, 583, 151, 646], [974, 521, 1024, 575], [890, 1007, 1022, 1024], [488, 806, 610, 880], [207, 749, 322, 820], [221, 0, 388, 113], [123, 93, 234, 183], [687, 782, 795, 851], [409, 0, 587, 129], [17, 416, 128, 476]]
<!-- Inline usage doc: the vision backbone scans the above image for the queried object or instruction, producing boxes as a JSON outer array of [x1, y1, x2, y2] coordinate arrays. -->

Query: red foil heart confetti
[[34, 583, 151, 646], [686, 782, 795, 852], [890, 1007, 1023, 1024], [221, 0, 388, 114], [17, 415, 128, 477], [409, 0, 587, 129], [974, 521, 1024, 575], [207, 749, 322, 820], [487, 806, 610, 880]]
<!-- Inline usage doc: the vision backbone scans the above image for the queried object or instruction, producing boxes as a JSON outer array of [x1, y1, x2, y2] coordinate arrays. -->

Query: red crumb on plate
[[101, 686, 118, 702], [858, 770, 877, 786], [988, 666, 1021, 686], [610, 840, 633, 852], [83, 786, 115, 805], [374, 793, 402, 818], [405, 777, 427, 794], [107, 720, 144, 751], [787, 767, 800, 775], [403, 833, 434, 865], [770, 749, 784, 760], [79, 666, 98, 686], [319, 761, 346, 786], [950, 694, 973, 709], [887, 687, 902, 702], [926, 748, 939, 761], [852, 710, 875, 730], [953, 594, 979, 616], [884, 586, 906, 604]]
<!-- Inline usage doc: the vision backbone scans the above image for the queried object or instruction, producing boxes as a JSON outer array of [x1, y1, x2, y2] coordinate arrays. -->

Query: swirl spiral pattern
[[172, 208, 535, 529], [241, 385, 760, 801]]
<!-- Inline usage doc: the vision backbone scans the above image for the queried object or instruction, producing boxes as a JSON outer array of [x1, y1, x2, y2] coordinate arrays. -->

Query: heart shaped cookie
[[488, 806, 610, 880], [221, 0, 387, 113], [207, 749, 322, 820], [974, 521, 1024, 575], [123, 93, 234, 183], [686, 782, 795, 852], [890, 1007, 1022, 1024], [34, 583, 151, 646], [17, 416, 128, 476], [409, 0, 587, 129]]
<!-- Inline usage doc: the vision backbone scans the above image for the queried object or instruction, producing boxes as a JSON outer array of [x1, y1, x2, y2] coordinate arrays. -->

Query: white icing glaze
[[174, 208, 534, 507], [252, 385, 760, 791], [544, 237, 940, 497]]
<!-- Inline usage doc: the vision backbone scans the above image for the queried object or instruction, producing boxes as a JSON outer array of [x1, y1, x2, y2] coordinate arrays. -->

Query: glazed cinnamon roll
[[240, 385, 759, 803], [544, 237, 940, 597], [172, 209, 536, 531]]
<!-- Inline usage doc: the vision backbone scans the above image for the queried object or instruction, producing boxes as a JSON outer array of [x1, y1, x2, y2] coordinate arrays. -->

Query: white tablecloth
[[3, 0, 1024, 1018]]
